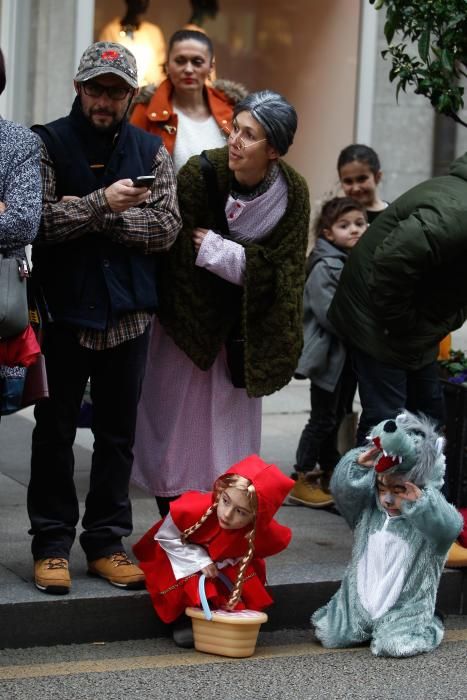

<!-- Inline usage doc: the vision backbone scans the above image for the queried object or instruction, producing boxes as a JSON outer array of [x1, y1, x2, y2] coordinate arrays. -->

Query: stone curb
[[1, 571, 465, 649]]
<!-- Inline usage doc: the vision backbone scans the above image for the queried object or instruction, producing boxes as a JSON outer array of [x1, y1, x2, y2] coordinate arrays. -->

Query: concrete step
[[2, 569, 465, 649]]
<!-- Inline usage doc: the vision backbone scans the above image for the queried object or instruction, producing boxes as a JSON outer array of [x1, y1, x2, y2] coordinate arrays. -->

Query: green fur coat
[[156, 147, 310, 397]]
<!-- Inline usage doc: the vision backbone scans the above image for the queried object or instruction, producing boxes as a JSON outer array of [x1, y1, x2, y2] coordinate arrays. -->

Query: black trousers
[[27, 323, 150, 561], [352, 348, 445, 446], [295, 358, 357, 474]]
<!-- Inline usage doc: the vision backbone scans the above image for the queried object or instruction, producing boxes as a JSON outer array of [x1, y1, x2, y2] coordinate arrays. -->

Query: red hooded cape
[[133, 455, 294, 623]]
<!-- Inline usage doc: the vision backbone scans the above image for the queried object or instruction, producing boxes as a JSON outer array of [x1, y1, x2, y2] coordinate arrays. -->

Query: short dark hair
[[168, 29, 214, 60], [0, 49, 6, 96], [314, 196, 367, 240], [337, 144, 381, 176], [233, 90, 297, 156]]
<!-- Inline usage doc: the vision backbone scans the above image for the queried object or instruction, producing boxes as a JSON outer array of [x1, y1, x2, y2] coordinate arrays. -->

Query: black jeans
[[27, 323, 150, 561], [352, 348, 445, 446], [295, 358, 357, 474]]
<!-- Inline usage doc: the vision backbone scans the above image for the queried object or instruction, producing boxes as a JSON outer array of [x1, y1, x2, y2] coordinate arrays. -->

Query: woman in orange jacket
[[130, 28, 245, 172]]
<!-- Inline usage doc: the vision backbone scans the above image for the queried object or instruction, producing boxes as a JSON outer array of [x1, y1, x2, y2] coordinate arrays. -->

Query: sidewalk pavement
[[1, 380, 466, 649]]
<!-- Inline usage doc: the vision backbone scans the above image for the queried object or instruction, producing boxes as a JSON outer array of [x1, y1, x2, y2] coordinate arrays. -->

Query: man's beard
[[87, 108, 119, 132]]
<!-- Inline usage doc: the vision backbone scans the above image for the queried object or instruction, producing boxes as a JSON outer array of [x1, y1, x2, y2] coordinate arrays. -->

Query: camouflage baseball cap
[[74, 42, 138, 88]]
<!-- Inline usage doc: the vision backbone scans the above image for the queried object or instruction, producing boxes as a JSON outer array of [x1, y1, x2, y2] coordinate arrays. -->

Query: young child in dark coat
[[290, 196, 367, 507]]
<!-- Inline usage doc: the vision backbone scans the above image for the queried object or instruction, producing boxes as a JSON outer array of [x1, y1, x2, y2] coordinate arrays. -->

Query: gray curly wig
[[233, 90, 297, 156]]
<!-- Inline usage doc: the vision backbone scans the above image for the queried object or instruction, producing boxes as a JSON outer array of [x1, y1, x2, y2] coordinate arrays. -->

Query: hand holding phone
[[132, 175, 156, 188], [105, 179, 153, 212]]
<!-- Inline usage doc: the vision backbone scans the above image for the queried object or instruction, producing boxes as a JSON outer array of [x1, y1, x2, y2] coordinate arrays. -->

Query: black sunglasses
[[81, 81, 132, 100]]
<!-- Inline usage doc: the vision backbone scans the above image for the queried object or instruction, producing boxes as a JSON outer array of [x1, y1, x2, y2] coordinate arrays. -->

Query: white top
[[156, 513, 213, 580], [172, 108, 226, 173], [156, 513, 241, 580], [357, 515, 409, 619]]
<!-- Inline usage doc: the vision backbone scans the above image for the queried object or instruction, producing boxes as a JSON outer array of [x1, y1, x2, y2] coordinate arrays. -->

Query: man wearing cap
[[27, 42, 181, 595]]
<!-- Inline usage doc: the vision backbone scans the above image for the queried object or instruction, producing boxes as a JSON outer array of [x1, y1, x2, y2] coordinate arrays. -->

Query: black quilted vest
[[32, 98, 162, 330]]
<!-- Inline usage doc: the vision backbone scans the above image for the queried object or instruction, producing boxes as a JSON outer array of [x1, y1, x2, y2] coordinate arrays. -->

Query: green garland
[[370, 0, 467, 125]]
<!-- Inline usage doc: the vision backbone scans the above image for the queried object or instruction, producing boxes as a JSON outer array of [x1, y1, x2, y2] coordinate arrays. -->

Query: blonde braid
[[181, 493, 220, 544], [225, 523, 257, 610]]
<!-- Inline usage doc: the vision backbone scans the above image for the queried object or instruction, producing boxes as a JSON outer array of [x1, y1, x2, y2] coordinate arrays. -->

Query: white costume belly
[[357, 517, 409, 619]]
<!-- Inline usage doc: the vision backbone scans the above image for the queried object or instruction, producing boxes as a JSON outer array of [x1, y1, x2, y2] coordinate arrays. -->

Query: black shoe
[[172, 616, 194, 649], [156, 495, 180, 518]]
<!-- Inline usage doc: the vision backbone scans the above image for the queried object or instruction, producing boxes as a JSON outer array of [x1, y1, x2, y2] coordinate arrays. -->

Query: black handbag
[[199, 152, 246, 389], [0, 254, 29, 338]]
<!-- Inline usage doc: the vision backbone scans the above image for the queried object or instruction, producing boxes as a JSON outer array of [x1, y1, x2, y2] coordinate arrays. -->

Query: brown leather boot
[[288, 473, 334, 508], [87, 552, 145, 589], [34, 557, 71, 595]]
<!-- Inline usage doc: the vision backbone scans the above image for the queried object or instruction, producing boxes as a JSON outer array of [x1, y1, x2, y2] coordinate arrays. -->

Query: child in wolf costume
[[312, 411, 462, 657]]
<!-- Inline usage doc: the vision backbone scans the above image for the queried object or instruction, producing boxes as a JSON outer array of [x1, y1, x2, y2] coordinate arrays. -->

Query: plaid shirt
[[37, 141, 181, 349]]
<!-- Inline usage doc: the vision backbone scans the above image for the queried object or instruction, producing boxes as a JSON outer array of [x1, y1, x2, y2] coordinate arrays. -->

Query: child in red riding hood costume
[[133, 455, 294, 645]]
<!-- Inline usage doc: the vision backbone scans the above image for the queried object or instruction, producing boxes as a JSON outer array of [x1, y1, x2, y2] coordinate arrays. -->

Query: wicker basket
[[185, 573, 268, 658]]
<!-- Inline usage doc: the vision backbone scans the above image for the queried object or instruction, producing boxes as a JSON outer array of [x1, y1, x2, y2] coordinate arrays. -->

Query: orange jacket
[[130, 78, 233, 154]]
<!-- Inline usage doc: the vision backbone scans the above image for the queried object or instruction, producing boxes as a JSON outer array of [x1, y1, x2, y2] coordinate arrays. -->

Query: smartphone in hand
[[132, 175, 156, 188]]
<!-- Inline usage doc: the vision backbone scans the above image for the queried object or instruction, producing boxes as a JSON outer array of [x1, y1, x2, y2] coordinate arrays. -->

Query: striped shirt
[[37, 141, 181, 349]]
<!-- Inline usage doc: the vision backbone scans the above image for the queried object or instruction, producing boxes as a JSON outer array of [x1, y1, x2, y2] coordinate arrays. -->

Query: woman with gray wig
[[132, 90, 310, 515], [233, 90, 298, 156]]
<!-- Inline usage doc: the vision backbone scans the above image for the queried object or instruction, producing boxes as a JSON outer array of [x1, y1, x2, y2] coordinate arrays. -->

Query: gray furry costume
[[312, 412, 462, 657]]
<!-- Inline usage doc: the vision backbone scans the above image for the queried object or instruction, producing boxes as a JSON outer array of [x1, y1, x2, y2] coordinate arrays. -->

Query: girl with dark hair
[[133, 455, 294, 647], [337, 144, 387, 223], [290, 197, 368, 507], [131, 90, 310, 516]]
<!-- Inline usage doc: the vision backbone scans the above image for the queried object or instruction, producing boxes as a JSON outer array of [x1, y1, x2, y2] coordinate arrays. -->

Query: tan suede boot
[[288, 473, 334, 508]]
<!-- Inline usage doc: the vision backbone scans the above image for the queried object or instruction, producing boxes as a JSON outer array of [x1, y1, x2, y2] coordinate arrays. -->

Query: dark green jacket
[[157, 147, 310, 397], [329, 152, 467, 370]]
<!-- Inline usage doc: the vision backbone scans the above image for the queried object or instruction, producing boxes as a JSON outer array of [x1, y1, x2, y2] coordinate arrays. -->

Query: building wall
[[29, 0, 78, 124], [95, 0, 361, 205], [455, 75, 467, 158], [370, 8, 435, 202], [1, 0, 455, 207], [0, 0, 37, 124], [0, 0, 94, 125], [0, 0, 361, 207]]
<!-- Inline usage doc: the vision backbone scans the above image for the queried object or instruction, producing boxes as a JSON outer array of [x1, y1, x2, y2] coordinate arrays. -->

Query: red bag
[[0, 324, 40, 367]]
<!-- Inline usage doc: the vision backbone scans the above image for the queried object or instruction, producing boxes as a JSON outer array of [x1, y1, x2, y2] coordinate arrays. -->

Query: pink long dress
[[131, 172, 288, 496]]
